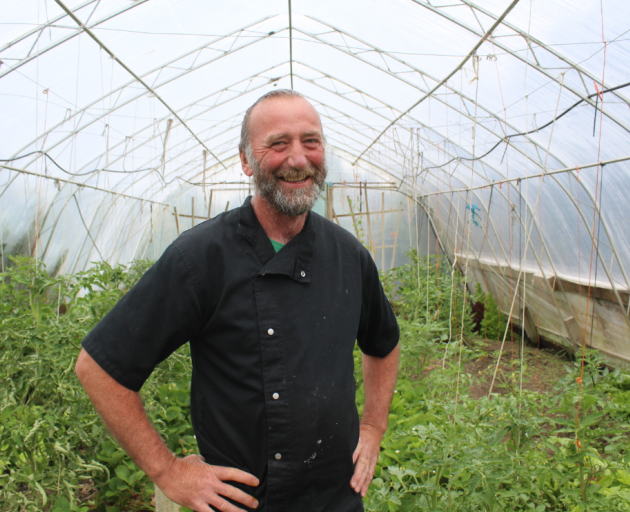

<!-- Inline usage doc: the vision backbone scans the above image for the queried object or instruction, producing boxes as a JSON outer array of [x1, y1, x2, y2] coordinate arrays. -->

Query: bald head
[[239, 90, 324, 163]]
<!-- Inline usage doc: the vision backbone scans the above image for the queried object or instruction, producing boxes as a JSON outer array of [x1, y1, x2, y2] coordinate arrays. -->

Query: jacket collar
[[237, 196, 315, 283]]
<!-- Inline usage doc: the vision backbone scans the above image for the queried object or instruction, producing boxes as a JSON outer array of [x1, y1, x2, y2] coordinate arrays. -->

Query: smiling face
[[240, 96, 327, 217]]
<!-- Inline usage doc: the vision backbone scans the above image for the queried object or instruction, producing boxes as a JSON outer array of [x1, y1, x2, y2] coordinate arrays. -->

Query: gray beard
[[251, 158, 327, 217]]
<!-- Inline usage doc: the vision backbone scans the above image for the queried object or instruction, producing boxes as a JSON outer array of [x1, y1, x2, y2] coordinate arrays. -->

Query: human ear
[[240, 151, 253, 177]]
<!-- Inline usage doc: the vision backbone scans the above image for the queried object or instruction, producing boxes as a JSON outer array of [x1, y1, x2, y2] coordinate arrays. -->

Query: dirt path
[[420, 337, 574, 399]]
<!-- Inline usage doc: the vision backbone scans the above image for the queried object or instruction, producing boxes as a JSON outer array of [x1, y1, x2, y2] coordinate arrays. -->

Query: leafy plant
[[3, 255, 630, 511], [357, 260, 630, 511], [481, 291, 507, 341], [0, 256, 194, 511]]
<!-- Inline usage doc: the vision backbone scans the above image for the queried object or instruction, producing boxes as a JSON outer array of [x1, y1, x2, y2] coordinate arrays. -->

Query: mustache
[[275, 166, 318, 181]]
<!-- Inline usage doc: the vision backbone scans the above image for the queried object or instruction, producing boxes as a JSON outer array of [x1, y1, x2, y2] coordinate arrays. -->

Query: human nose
[[287, 140, 308, 169]]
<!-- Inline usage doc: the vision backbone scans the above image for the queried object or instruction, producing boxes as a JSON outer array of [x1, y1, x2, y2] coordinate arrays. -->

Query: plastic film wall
[[1, 0, 630, 365]]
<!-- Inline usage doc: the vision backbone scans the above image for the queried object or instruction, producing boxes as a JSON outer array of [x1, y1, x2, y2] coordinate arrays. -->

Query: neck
[[251, 195, 308, 244]]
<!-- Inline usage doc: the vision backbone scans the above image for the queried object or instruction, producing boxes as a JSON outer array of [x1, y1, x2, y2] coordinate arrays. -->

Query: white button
[[301, 271, 306, 277], [275, 453, 282, 460], [268, 328, 274, 335], [272, 393, 279, 400]]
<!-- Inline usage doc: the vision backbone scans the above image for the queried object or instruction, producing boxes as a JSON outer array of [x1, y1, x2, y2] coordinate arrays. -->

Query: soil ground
[[422, 335, 575, 400]]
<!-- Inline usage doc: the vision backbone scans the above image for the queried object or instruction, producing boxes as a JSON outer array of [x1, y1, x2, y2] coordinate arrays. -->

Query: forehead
[[248, 96, 322, 141]]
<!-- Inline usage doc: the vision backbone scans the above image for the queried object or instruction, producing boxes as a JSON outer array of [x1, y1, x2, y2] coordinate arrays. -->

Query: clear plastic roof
[[1, 0, 630, 311]]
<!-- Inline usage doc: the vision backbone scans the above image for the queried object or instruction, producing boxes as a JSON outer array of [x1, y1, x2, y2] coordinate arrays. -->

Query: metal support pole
[[288, 0, 294, 90]]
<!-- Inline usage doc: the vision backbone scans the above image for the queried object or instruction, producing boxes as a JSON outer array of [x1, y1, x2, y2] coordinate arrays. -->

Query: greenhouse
[[2, 0, 630, 511]]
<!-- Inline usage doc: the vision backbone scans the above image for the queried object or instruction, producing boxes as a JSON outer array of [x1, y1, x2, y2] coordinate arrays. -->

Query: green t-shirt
[[270, 238, 285, 253]]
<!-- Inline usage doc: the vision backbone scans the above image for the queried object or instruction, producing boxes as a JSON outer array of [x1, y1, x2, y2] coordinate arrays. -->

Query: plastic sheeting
[[1, 0, 630, 362]]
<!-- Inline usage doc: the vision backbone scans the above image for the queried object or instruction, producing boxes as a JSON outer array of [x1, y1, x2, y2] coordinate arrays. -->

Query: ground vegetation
[[1, 255, 630, 511]]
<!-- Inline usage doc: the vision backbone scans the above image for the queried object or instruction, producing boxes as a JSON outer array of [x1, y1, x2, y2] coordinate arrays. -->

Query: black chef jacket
[[81, 196, 399, 512]]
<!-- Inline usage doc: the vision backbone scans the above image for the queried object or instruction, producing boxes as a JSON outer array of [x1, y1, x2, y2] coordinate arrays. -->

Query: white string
[[489, 73, 566, 396], [442, 253, 458, 369], [454, 55, 482, 415]]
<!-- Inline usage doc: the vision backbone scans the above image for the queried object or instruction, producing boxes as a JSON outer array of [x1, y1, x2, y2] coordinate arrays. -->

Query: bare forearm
[[351, 345, 400, 496], [75, 349, 175, 483], [361, 345, 400, 434], [76, 349, 259, 511]]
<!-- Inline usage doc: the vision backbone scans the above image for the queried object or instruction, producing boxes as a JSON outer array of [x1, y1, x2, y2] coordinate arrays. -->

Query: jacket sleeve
[[81, 242, 203, 391], [356, 249, 399, 358]]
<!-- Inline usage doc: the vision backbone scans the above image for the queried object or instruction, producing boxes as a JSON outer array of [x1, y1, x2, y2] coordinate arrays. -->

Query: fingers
[[207, 494, 251, 512], [215, 480, 259, 510], [356, 455, 376, 497], [188, 481, 258, 512], [350, 430, 381, 498], [351, 454, 372, 497], [352, 440, 361, 464], [213, 465, 260, 487], [159, 457, 259, 511]]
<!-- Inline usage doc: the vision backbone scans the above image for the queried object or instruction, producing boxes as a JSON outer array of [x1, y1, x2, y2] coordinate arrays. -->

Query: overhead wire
[[575, 3, 609, 469], [72, 194, 104, 261], [0, 151, 158, 176], [0, 164, 169, 205], [420, 80, 630, 173], [489, 71, 567, 397]]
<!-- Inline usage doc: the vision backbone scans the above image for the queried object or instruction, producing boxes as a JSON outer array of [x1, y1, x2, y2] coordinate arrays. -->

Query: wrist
[[146, 448, 177, 486], [359, 420, 386, 439]]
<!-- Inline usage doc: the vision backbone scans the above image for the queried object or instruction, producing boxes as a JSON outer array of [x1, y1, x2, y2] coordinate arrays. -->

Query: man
[[76, 89, 399, 512]]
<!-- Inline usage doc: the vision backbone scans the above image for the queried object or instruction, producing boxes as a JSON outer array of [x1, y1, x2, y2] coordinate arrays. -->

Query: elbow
[[75, 349, 90, 385]]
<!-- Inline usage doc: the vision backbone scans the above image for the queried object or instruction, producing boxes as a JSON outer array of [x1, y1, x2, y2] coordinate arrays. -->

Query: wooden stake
[[208, 189, 213, 219], [331, 207, 341, 225], [364, 182, 373, 258], [155, 486, 179, 512], [328, 185, 335, 221], [391, 202, 402, 270], [173, 206, 180, 236], [381, 192, 386, 270], [346, 196, 361, 240], [225, 201, 230, 212]]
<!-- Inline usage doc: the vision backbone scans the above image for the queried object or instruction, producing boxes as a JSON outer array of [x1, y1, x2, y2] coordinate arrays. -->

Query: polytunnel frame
[[6, 55, 630, 310], [0, 0, 151, 79], [295, 20, 630, 321], [0, 70, 618, 291], [344, 88, 630, 335], [54, 115, 630, 341], [2, 0, 630, 335], [2, 21, 620, 245], [410, 0, 630, 119], [297, 55, 630, 322], [7, 1, 629, 175], [5, 12, 280, 167], [21, 16, 628, 219]]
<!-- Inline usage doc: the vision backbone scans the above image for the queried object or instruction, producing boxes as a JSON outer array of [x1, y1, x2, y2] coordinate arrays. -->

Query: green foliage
[[356, 261, 630, 512], [481, 291, 507, 341], [0, 256, 196, 511], [3, 255, 630, 511], [473, 282, 485, 304], [381, 250, 478, 342]]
